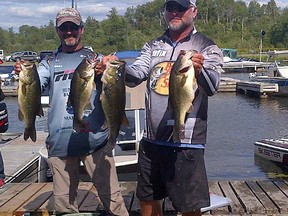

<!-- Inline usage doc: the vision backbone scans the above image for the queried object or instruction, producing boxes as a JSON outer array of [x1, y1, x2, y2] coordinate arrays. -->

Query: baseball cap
[[56, 8, 82, 27], [165, 0, 197, 8]]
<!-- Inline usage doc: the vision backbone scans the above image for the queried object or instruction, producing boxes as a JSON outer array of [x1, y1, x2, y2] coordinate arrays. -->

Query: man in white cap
[[98, 0, 224, 215], [37, 8, 128, 215]]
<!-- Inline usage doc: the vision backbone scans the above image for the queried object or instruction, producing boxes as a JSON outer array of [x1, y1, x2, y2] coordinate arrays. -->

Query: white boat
[[254, 137, 288, 166], [222, 48, 268, 73], [249, 50, 288, 96]]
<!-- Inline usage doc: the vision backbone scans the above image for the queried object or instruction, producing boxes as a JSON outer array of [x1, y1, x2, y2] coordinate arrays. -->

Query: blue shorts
[[136, 139, 210, 212]]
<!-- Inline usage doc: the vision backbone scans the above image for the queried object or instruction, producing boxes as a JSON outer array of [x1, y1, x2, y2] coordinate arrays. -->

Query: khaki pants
[[48, 149, 129, 215]]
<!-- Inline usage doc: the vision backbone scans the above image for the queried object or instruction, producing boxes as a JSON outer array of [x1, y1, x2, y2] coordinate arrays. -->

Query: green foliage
[[1, 0, 288, 57]]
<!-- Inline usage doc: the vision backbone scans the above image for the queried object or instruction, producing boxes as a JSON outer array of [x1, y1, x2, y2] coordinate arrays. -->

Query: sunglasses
[[165, 3, 191, 13], [58, 24, 81, 32]]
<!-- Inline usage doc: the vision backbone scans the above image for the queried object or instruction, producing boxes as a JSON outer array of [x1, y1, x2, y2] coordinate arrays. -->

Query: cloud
[[0, 0, 153, 31], [1, 0, 288, 32]]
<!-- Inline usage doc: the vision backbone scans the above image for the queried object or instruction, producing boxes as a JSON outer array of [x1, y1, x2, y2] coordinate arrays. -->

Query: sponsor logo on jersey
[[54, 69, 74, 82], [152, 50, 167, 57], [149, 61, 174, 95]]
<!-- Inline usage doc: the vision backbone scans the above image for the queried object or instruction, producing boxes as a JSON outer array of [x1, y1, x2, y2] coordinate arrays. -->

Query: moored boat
[[249, 50, 288, 97], [254, 137, 288, 166]]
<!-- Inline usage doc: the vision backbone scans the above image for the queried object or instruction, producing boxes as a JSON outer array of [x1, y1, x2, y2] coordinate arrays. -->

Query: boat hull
[[254, 138, 288, 166]]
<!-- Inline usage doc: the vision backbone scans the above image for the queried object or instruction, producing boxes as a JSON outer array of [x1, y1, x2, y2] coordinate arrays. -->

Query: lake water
[[2, 72, 288, 180]]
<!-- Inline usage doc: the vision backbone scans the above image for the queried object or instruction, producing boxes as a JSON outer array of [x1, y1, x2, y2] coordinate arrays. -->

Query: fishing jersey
[[38, 47, 108, 157], [125, 29, 224, 148]]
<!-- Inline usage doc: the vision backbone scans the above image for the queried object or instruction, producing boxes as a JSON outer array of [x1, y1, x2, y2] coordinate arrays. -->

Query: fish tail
[[73, 119, 87, 132], [24, 127, 36, 142], [103, 137, 117, 153], [173, 124, 185, 143], [179, 124, 185, 139]]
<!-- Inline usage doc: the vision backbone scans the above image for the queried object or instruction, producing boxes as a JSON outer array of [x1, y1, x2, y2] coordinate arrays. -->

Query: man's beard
[[64, 37, 76, 47]]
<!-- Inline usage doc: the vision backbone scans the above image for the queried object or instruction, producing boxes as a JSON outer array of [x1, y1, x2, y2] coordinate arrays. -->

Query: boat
[[254, 136, 288, 166], [249, 50, 288, 97], [221, 48, 267, 73]]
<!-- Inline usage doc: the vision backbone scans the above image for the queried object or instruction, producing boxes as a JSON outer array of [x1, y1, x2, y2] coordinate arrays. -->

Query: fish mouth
[[179, 66, 190, 73]]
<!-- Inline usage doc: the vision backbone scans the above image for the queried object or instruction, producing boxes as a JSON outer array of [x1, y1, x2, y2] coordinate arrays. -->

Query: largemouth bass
[[168, 50, 198, 142], [18, 61, 43, 142], [67, 58, 97, 132], [101, 60, 129, 152]]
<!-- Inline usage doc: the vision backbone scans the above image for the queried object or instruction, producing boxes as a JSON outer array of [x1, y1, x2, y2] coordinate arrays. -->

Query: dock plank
[[15, 183, 53, 215], [246, 180, 278, 215], [13, 183, 48, 216], [0, 183, 44, 216], [0, 183, 30, 208], [258, 180, 288, 214], [0, 180, 288, 215], [218, 181, 245, 215], [230, 181, 265, 214], [208, 181, 229, 215]]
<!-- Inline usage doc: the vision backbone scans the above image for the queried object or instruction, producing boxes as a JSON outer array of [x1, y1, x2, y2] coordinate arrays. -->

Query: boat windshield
[[277, 60, 288, 67]]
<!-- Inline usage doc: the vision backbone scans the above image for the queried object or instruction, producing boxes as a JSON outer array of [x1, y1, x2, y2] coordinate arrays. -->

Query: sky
[[1, 0, 288, 32]]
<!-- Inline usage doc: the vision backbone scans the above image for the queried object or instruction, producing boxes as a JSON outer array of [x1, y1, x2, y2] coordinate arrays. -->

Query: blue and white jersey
[[38, 47, 108, 157]]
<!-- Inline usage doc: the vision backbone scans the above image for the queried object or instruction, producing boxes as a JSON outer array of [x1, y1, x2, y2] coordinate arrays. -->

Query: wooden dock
[[219, 77, 279, 98], [218, 77, 239, 92], [0, 180, 288, 215], [237, 81, 279, 98], [1, 132, 288, 215]]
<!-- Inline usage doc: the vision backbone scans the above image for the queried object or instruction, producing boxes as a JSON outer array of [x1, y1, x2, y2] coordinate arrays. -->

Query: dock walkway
[[219, 77, 279, 97], [0, 180, 288, 215]]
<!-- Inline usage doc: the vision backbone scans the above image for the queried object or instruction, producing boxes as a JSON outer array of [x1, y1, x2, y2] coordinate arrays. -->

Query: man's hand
[[95, 55, 118, 75], [191, 52, 204, 76]]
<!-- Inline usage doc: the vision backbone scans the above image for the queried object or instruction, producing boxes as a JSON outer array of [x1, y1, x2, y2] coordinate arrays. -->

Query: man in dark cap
[[99, 0, 224, 215], [37, 8, 128, 215]]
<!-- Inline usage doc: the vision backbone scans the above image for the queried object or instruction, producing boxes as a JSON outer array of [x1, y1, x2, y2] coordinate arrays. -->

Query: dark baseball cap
[[165, 0, 197, 8], [56, 8, 82, 27]]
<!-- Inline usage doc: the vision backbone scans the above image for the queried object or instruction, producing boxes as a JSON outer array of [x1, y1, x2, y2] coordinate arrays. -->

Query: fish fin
[[24, 127, 36, 142], [80, 81, 88, 91], [18, 109, 24, 122], [67, 96, 71, 107], [85, 100, 93, 110], [172, 128, 180, 143], [100, 92, 104, 101], [102, 137, 117, 153], [180, 74, 188, 86], [101, 75, 108, 85], [179, 124, 185, 140], [122, 113, 130, 127], [101, 121, 108, 130], [38, 105, 44, 117], [21, 84, 27, 96], [187, 104, 193, 113]]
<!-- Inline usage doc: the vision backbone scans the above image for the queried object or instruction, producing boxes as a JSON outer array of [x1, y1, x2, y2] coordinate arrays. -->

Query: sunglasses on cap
[[58, 23, 81, 32], [165, 3, 192, 13]]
